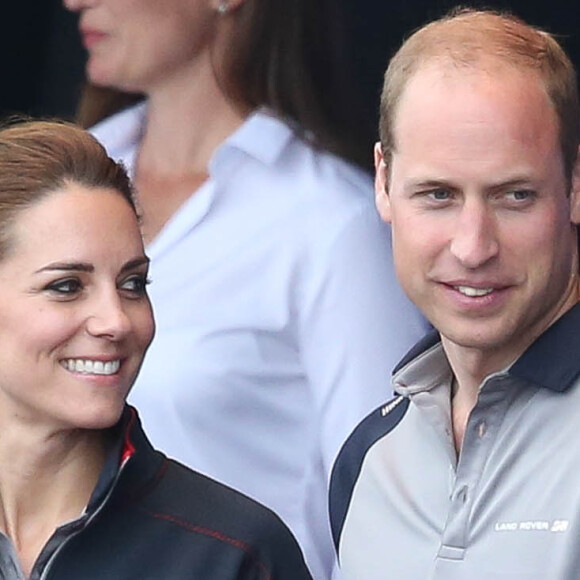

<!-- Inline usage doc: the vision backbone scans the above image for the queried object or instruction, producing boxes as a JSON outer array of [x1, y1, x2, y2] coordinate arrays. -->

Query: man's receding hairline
[[388, 55, 559, 155]]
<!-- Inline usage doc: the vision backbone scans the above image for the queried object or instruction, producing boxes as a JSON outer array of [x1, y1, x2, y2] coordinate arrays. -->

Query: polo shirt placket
[[432, 374, 523, 575]]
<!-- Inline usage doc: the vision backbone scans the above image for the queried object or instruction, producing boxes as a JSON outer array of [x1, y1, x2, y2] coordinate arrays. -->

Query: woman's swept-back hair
[[379, 8, 580, 183], [75, 0, 372, 170], [0, 119, 136, 258]]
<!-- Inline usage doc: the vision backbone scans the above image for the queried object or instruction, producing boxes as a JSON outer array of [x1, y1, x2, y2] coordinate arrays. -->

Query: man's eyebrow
[[404, 178, 457, 191], [411, 179, 452, 187], [487, 178, 536, 192], [404, 176, 537, 191]]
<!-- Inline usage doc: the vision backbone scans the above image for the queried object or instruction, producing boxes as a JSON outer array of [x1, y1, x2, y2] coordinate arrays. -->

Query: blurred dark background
[[2, 0, 83, 119], [2, 0, 579, 139]]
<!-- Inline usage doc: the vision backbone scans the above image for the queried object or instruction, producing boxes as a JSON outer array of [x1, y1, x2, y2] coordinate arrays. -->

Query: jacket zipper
[[39, 456, 131, 580]]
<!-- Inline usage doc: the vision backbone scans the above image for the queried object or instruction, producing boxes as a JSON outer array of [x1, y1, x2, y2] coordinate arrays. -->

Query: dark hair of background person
[[74, 0, 375, 172], [0, 119, 136, 257], [5, 0, 580, 174]]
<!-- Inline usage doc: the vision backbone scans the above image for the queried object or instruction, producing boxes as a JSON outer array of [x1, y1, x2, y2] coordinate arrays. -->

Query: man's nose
[[449, 200, 499, 268]]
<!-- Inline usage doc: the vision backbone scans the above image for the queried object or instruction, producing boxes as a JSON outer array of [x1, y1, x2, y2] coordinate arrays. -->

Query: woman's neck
[[132, 63, 249, 243], [0, 425, 106, 576], [138, 60, 248, 176]]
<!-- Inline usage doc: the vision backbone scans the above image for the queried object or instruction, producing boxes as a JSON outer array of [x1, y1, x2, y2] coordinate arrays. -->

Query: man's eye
[[45, 278, 82, 295], [120, 274, 150, 295], [427, 189, 452, 201], [508, 189, 534, 201], [502, 189, 536, 207]]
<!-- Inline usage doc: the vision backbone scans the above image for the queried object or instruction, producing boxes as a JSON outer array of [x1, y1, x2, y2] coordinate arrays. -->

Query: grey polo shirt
[[330, 302, 580, 580]]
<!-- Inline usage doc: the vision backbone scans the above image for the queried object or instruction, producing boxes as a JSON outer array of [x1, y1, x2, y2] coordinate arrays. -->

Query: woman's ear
[[213, 0, 246, 15], [374, 142, 392, 223]]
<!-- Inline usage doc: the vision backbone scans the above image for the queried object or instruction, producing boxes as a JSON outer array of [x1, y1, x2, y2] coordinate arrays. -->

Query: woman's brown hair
[[0, 119, 136, 258]]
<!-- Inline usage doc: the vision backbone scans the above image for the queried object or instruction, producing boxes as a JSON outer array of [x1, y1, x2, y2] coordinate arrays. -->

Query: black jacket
[[37, 407, 313, 580]]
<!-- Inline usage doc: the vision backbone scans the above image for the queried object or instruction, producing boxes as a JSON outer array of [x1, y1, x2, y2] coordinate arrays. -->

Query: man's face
[[376, 63, 580, 368]]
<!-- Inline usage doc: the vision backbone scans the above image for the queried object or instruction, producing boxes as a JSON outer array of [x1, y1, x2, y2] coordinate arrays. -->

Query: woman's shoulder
[[217, 111, 374, 211], [148, 459, 287, 530], [89, 101, 147, 157], [138, 458, 313, 578]]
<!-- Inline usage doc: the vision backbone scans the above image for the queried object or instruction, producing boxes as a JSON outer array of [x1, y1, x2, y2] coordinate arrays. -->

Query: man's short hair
[[379, 8, 580, 184]]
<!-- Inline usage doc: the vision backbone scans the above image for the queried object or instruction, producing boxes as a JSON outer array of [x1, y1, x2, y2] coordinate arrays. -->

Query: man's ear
[[570, 146, 580, 225], [374, 142, 392, 223]]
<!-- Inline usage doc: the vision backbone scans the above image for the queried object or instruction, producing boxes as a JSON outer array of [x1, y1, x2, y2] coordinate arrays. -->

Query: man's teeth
[[62, 359, 120, 375], [455, 286, 494, 297]]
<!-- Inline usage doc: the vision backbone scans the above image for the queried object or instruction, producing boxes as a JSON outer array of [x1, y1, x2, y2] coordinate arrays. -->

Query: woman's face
[[0, 183, 154, 431], [63, 0, 216, 93]]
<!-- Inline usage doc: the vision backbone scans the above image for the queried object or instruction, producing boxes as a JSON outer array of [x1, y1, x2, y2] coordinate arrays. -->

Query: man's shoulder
[[329, 395, 411, 549]]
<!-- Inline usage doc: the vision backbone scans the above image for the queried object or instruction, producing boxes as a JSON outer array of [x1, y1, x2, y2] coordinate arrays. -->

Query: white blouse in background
[[92, 104, 428, 580]]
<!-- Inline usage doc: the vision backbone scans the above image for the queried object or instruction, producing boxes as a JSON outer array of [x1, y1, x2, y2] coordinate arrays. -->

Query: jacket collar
[[87, 405, 165, 512]]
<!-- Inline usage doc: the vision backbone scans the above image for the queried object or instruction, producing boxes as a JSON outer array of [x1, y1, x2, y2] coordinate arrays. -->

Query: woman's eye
[[45, 278, 82, 295], [120, 274, 150, 295]]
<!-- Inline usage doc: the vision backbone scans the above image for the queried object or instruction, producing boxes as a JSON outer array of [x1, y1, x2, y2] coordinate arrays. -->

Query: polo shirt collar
[[392, 334, 451, 397], [510, 300, 580, 392], [393, 301, 580, 395]]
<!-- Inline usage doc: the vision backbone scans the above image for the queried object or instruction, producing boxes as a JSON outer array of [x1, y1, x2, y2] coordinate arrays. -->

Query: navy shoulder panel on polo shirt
[[329, 395, 410, 549]]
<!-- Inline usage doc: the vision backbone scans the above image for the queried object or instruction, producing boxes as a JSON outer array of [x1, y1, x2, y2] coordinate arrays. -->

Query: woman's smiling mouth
[[60, 359, 121, 375]]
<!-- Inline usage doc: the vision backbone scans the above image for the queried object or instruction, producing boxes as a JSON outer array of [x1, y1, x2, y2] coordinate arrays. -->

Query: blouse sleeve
[[296, 202, 428, 476]]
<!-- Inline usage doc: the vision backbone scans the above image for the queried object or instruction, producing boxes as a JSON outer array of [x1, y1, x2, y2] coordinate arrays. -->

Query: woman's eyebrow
[[120, 257, 150, 273], [35, 257, 149, 275], [35, 262, 94, 274]]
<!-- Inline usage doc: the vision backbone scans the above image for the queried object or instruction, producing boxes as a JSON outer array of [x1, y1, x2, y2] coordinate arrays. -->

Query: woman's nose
[[85, 294, 132, 341]]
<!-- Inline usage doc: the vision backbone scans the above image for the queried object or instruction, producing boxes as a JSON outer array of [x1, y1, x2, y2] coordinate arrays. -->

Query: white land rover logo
[[494, 520, 569, 532]]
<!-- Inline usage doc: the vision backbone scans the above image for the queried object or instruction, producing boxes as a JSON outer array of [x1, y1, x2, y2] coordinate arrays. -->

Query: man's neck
[[444, 342, 513, 454], [442, 279, 580, 453]]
